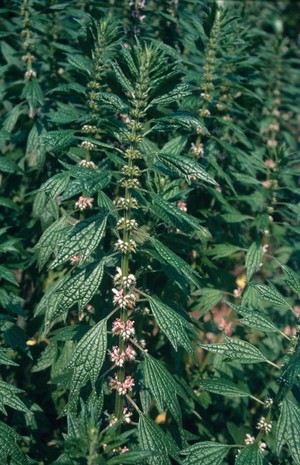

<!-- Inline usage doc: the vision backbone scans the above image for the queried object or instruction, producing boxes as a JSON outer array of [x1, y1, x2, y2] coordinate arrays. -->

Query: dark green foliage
[[0, 1, 299, 464]]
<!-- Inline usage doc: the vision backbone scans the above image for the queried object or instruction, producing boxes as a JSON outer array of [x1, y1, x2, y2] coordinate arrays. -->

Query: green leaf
[[66, 319, 107, 406], [276, 399, 300, 464], [251, 282, 291, 309], [143, 354, 187, 425], [0, 156, 21, 174], [149, 237, 201, 288], [281, 265, 300, 296], [199, 336, 268, 364], [195, 288, 223, 315], [221, 213, 253, 223], [32, 343, 58, 373], [34, 216, 71, 269], [151, 83, 192, 106], [108, 450, 156, 464], [208, 243, 242, 260], [39, 172, 70, 198], [199, 378, 250, 398], [0, 349, 19, 366], [111, 61, 134, 94], [160, 136, 187, 156], [0, 421, 31, 465], [0, 381, 30, 414], [181, 441, 230, 465], [42, 130, 76, 151], [47, 82, 86, 95], [138, 414, 177, 465], [50, 214, 107, 268], [39, 260, 105, 326], [21, 80, 43, 111], [149, 192, 211, 241], [3, 104, 24, 133], [152, 112, 209, 134], [156, 152, 218, 185], [227, 302, 280, 333], [147, 295, 195, 354], [235, 444, 262, 465], [67, 54, 92, 75], [245, 242, 263, 280], [0, 265, 18, 286]]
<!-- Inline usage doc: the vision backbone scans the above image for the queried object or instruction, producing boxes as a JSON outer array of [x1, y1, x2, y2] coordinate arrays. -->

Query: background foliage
[[0, 1, 300, 464]]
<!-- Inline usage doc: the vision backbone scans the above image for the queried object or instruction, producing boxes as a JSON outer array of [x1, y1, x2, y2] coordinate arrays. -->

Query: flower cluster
[[117, 218, 138, 231], [109, 374, 135, 395], [190, 143, 204, 156], [112, 288, 136, 309], [114, 267, 136, 288], [115, 239, 137, 254], [256, 416, 272, 434], [114, 197, 138, 210], [75, 196, 94, 211], [79, 160, 96, 169], [80, 140, 96, 150], [109, 345, 137, 366], [112, 318, 135, 339]]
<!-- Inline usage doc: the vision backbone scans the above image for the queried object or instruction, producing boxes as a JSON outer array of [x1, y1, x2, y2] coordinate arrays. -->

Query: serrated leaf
[[251, 282, 291, 309], [0, 265, 18, 286], [66, 319, 107, 407], [181, 441, 230, 465], [200, 378, 250, 398], [39, 172, 70, 198], [34, 216, 71, 268], [227, 302, 280, 333], [245, 242, 263, 280], [149, 237, 201, 288], [3, 104, 24, 133], [50, 214, 107, 268], [99, 91, 128, 112], [152, 111, 209, 134], [149, 192, 211, 241], [147, 295, 195, 354], [48, 260, 105, 323], [143, 354, 187, 425], [67, 54, 92, 75], [31, 343, 58, 373], [0, 349, 19, 366], [42, 130, 76, 151], [21, 80, 43, 111], [221, 213, 253, 223], [235, 444, 262, 465], [108, 450, 156, 464], [156, 152, 218, 185], [208, 243, 242, 260], [160, 136, 187, 156], [111, 61, 134, 94], [0, 381, 30, 414], [276, 399, 300, 464], [0, 156, 21, 174], [199, 336, 267, 364], [0, 421, 31, 465], [48, 82, 86, 95], [196, 288, 223, 315], [151, 83, 192, 106], [138, 414, 178, 465], [281, 265, 300, 296]]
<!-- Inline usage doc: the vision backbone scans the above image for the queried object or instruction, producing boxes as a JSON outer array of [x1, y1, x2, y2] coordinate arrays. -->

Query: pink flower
[[112, 289, 136, 309], [75, 196, 94, 211], [70, 255, 80, 264], [177, 201, 187, 212], [262, 180, 272, 189], [233, 287, 243, 298], [112, 319, 135, 339]]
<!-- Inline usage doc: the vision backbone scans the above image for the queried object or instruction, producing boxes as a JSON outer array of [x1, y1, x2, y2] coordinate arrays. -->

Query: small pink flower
[[125, 345, 137, 361], [283, 325, 296, 336], [70, 255, 80, 264], [112, 289, 136, 309], [233, 287, 243, 298], [75, 196, 94, 211], [245, 434, 255, 445], [177, 201, 187, 212], [267, 139, 278, 148], [264, 159, 276, 169], [112, 319, 135, 339], [262, 180, 272, 189], [123, 408, 132, 423], [121, 446, 129, 453]]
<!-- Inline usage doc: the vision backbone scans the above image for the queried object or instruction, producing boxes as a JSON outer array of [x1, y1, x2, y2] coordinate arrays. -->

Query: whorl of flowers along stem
[[198, 8, 221, 118], [110, 46, 152, 424], [20, 0, 37, 82]]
